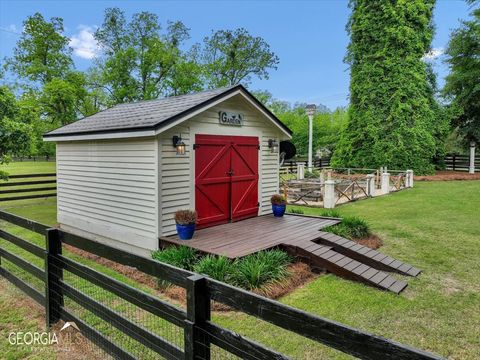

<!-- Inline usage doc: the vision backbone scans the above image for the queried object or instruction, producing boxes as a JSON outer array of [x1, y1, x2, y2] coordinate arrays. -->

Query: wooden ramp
[[282, 240, 408, 294], [159, 214, 421, 294]]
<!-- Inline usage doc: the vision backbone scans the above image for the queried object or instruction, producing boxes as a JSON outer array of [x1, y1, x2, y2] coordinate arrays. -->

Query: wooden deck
[[160, 214, 340, 258], [159, 214, 421, 294]]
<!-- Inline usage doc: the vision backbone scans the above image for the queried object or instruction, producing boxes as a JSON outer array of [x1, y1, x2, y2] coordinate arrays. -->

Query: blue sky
[[0, 0, 473, 109]]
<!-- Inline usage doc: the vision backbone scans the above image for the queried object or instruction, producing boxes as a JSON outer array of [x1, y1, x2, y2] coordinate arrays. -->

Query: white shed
[[44, 85, 292, 256]]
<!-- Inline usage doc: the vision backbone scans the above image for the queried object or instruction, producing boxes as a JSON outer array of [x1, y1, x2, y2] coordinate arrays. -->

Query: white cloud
[[422, 47, 444, 61], [69, 25, 100, 60], [0, 24, 19, 34]]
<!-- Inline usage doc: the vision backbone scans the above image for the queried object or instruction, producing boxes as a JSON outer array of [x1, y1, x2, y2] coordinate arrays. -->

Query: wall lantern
[[268, 139, 279, 153], [172, 135, 186, 155]]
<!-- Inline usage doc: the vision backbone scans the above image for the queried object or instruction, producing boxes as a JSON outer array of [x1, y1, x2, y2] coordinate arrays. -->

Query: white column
[[323, 180, 336, 208], [308, 114, 313, 172], [381, 173, 390, 194], [297, 163, 305, 180], [406, 170, 414, 188], [366, 174, 375, 196], [469, 142, 476, 174], [319, 170, 325, 185]]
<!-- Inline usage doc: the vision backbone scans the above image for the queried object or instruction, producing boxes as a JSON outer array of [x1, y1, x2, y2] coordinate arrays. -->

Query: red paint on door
[[195, 134, 259, 228]]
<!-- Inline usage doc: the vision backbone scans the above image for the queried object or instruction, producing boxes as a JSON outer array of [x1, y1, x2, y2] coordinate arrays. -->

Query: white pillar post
[[381, 172, 390, 194], [469, 142, 476, 174], [297, 163, 305, 180], [323, 179, 336, 208], [406, 170, 414, 188], [308, 114, 313, 172], [366, 174, 375, 196], [319, 170, 325, 185]]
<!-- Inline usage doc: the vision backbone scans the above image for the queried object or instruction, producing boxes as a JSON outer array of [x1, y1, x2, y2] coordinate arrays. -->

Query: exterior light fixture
[[305, 104, 316, 171], [268, 139, 279, 153], [172, 135, 186, 156]]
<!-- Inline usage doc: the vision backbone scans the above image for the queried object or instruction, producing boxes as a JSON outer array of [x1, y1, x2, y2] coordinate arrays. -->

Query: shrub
[[174, 210, 197, 225], [271, 194, 286, 205], [193, 255, 234, 282], [325, 216, 370, 240], [152, 246, 199, 271], [232, 250, 292, 290]]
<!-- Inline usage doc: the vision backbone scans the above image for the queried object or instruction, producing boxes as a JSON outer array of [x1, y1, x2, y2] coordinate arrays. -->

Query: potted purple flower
[[271, 194, 287, 217], [174, 210, 198, 240]]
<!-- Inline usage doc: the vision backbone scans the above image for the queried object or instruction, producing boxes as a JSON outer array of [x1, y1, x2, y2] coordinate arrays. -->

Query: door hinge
[[193, 144, 199, 150], [257, 202, 260, 207], [257, 145, 261, 150]]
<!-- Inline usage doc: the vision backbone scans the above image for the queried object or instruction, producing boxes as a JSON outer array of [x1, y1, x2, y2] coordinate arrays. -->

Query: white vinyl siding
[[159, 95, 282, 236], [56, 138, 158, 252]]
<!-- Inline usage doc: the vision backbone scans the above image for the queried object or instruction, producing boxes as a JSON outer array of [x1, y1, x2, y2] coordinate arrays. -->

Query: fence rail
[[0, 173, 56, 202], [444, 153, 479, 172], [0, 209, 443, 359]]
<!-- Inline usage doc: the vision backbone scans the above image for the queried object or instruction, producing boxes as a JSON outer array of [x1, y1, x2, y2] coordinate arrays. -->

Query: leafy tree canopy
[[332, 0, 439, 174], [6, 13, 73, 86], [202, 28, 279, 88], [443, 8, 480, 144]]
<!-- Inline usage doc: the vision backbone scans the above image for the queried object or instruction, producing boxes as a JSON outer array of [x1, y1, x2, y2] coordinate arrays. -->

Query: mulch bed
[[415, 171, 480, 181], [355, 234, 383, 249]]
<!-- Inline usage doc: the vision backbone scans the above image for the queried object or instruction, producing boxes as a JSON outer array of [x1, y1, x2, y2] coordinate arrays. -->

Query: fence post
[[297, 163, 305, 180], [185, 274, 211, 360], [469, 142, 476, 174], [366, 174, 375, 197], [324, 180, 336, 208], [406, 170, 414, 188], [381, 173, 390, 194], [45, 228, 63, 330]]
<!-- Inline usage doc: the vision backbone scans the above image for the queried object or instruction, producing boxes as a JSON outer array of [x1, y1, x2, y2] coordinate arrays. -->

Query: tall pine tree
[[332, 0, 438, 174]]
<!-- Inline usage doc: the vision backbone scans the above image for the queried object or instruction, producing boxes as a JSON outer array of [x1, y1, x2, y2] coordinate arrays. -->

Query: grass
[[1, 162, 479, 359], [0, 161, 56, 175]]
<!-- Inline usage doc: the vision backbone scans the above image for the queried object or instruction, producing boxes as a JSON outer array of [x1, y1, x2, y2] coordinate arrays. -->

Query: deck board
[[160, 214, 338, 258]]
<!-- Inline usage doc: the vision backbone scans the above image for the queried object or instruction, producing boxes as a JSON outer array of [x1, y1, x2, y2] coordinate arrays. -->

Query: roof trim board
[[44, 85, 292, 142]]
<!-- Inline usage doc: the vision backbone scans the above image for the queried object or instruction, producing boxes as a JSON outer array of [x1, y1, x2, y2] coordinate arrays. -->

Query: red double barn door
[[195, 134, 259, 228]]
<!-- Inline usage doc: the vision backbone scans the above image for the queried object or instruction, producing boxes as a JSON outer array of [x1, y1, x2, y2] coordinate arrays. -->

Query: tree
[[202, 28, 279, 88], [332, 0, 438, 174], [94, 8, 200, 103], [0, 86, 35, 160], [443, 8, 480, 144], [6, 13, 72, 87]]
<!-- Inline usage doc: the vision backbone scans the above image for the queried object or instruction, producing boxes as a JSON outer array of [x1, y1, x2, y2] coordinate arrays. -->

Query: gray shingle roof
[[44, 85, 292, 138]]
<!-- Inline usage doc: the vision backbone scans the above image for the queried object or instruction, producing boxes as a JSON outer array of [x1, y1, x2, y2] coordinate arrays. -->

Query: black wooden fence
[[0, 173, 56, 202], [0, 209, 443, 360], [281, 158, 331, 174], [444, 153, 479, 172]]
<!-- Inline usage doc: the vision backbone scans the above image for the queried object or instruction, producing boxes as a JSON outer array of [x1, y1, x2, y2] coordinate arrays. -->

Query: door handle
[[227, 170, 234, 176]]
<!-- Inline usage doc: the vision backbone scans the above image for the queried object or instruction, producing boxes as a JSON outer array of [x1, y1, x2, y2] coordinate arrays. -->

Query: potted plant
[[174, 209, 198, 240], [271, 194, 287, 217]]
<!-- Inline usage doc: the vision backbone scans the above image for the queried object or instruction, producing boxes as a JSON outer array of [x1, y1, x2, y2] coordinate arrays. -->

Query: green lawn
[[0, 161, 56, 175], [0, 162, 479, 359]]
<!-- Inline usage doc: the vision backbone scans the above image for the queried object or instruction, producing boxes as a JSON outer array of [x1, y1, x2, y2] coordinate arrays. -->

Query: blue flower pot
[[272, 204, 286, 217], [176, 223, 196, 240]]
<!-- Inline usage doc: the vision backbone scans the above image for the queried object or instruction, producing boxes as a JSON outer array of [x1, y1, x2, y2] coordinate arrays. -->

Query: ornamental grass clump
[[193, 255, 234, 283], [152, 246, 199, 271], [324, 215, 370, 240], [232, 250, 292, 290], [174, 210, 197, 225], [270, 194, 286, 205]]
